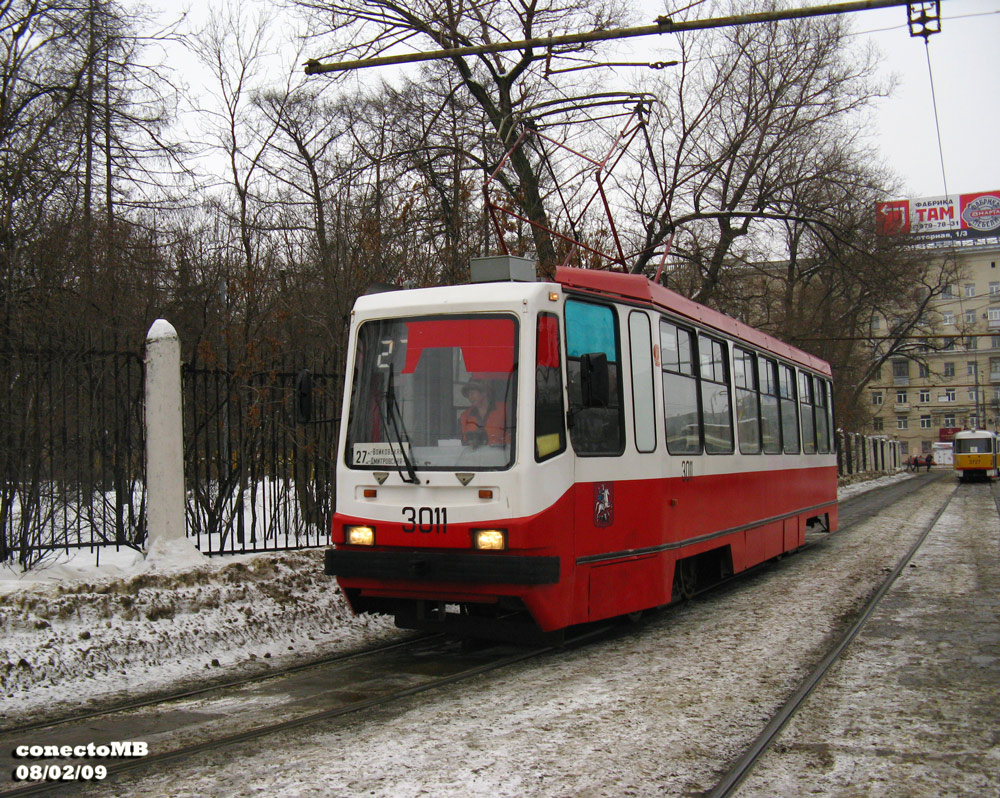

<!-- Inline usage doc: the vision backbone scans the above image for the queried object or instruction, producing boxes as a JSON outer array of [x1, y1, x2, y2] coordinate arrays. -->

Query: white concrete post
[[145, 319, 186, 551]]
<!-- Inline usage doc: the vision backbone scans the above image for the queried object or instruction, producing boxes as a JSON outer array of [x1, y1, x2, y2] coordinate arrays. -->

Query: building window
[[892, 360, 909, 379], [966, 310, 976, 325], [968, 361, 979, 376], [989, 308, 1000, 322], [942, 311, 955, 325], [872, 392, 883, 405], [993, 336, 1000, 349], [944, 388, 956, 402], [967, 336, 978, 350], [942, 284, 955, 299], [991, 281, 1000, 295], [920, 415, 932, 429], [919, 389, 931, 403], [896, 417, 908, 430], [919, 363, 929, 378], [970, 389, 979, 402], [870, 316, 881, 331], [872, 417, 884, 431], [965, 283, 976, 298], [896, 390, 907, 404], [943, 362, 955, 378], [969, 415, 978, 429], [943, 337, 955, 351], [944, 414, 955, 426]]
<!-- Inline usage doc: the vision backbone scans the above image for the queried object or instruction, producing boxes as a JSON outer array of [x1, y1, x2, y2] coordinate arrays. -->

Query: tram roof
[[556, 267, 832, 377]]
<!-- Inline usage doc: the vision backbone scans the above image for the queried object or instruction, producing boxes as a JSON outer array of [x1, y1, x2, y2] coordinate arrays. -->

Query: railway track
[[702, 472, 968, 798], [0, 634, 429, 737], [0, 623, 612, 797]]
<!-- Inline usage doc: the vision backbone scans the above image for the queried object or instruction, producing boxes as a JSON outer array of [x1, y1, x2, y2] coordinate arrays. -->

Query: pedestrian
[[925, 453, 934, 472]]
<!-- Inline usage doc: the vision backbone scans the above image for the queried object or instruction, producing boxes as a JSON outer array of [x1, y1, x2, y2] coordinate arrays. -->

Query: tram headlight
[[473, 528, 507, 551], [346, 525, 376, 546]]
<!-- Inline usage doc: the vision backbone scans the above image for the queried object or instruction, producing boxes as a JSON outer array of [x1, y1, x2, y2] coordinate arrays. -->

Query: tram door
[[565, 299, 653, 619]]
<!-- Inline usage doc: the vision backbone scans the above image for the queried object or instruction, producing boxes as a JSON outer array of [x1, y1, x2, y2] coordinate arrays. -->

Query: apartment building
[[867, 241, 1000, 456]]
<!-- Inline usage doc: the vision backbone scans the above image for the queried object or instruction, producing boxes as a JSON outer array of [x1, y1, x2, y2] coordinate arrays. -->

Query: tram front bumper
[[325, 548, 560, 585]]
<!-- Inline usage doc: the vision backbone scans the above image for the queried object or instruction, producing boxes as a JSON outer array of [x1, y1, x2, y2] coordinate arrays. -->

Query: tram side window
[[629, 311, 657, 453], [734, 347, 760, 454], [799, 372, 817, 454], [660, 321, 701, 454], [779, 364, 800, 454], [535, 313, 566, 462], [699, 335, 734, 454], [815, 379, 831, 453], [760, 357, 782, 454], [565, 300, 624, 456]]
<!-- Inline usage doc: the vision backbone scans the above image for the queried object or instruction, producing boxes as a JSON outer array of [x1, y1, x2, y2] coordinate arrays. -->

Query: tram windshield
[[345, 314, 518, 472], [954, 435, 994, 454]]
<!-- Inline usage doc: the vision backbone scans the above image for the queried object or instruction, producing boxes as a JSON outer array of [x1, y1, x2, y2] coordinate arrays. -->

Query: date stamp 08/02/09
[[11, 741, 149, 782]]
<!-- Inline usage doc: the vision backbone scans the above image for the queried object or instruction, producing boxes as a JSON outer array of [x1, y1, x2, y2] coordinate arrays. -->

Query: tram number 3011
[[401, 506, 448, 534]]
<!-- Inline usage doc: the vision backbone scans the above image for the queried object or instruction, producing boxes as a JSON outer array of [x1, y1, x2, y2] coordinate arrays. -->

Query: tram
[[325, 257, 839, 640], [952, 429, 997, 482]]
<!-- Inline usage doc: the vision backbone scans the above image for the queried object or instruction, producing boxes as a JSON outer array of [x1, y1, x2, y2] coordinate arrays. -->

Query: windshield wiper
[[382, 365, 419, 484]]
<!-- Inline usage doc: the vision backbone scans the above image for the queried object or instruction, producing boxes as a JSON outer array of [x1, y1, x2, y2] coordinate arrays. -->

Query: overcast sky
[[848, 0, 999, 200]]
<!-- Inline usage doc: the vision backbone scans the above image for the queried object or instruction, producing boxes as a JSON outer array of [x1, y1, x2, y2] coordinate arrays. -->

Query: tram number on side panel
[[401, 506, 448, 534], [680, 460, 694, 481]]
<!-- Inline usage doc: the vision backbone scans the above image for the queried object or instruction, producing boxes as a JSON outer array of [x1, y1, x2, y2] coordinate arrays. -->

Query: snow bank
[[836, 470, 914, 500], [0, 548, 399, 726]]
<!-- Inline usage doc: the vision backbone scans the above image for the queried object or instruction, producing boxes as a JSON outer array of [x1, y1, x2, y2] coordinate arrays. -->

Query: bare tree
[[189, 2, 292, 354], [0, 0, 91, 324], [628, 8, 892, 299], [297, 0, 634, 272], [763, 211, 958, 431], [0, 0, 182, 338]]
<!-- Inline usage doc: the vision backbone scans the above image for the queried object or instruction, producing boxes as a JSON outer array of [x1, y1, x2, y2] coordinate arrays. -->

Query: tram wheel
[[677, 559, 697, 600]]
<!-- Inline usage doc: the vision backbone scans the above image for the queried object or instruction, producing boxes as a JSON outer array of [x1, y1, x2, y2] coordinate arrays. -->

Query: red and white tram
[[326, 257, 838, 640]]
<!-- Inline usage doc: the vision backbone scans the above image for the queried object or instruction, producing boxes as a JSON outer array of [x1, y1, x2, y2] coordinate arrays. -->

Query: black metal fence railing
[[182, 351, 340, 556], [0, 335, 146, 570]]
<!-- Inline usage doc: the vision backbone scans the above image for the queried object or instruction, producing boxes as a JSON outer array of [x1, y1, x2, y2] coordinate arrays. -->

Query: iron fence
[[0, 335, 146, 570], [182, 350, 341, 555]]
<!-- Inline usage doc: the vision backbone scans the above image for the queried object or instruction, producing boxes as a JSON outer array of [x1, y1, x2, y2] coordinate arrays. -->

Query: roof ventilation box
[[470, 255, 537, 283]]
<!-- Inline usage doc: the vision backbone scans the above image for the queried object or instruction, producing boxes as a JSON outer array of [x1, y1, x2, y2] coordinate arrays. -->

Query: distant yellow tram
[[952, 429, 998, 482]]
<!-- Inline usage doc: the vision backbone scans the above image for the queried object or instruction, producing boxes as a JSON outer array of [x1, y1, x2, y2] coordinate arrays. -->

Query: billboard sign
[[876, 190, 1000, 243]]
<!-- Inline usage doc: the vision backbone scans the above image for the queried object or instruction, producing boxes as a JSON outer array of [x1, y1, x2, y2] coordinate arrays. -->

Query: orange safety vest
[[461, 403, 507, 445]]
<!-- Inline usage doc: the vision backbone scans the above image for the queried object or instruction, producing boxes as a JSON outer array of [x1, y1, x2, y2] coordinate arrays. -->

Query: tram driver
[[460, 380, 507, 447]]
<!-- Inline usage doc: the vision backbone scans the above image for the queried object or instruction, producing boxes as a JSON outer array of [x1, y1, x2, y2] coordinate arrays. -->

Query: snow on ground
[[738, 475, 1000, 797], [69, 468, 968, 798], [0, 545, 399, 727], [0, 472, 911, 728]]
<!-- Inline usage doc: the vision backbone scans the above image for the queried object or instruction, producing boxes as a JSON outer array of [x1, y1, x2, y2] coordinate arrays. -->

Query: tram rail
[[702, 477, 964, 798]]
